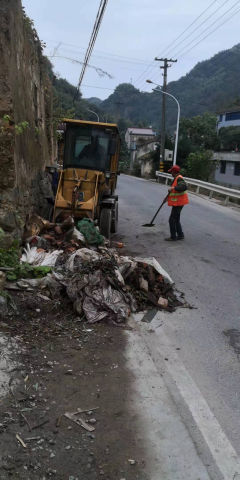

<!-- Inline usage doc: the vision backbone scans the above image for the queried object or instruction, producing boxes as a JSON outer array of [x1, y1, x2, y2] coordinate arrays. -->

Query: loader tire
[[111, 201, 118, 234], [100, 208, 112, 240]]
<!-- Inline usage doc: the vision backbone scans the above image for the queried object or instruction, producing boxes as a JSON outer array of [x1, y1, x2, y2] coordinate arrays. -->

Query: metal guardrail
[[156, 171, 240, 205]]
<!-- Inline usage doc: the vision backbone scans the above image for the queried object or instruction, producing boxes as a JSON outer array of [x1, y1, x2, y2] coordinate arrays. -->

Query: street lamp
[[146, 80, 180, 166], [87, 108, 99, 122]]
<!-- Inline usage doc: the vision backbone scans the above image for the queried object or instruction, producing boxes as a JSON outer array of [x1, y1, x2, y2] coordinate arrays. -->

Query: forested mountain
[[44, 44, 240, 132], [100, 44, 240, 132], [86, 97, 103, 107]]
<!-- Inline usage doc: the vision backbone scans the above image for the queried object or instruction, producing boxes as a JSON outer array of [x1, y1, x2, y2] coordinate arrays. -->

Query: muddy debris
[[1, 214, 187, 327]]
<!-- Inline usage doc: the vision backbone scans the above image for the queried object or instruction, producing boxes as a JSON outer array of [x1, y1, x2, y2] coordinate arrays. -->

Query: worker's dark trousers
[[169, 206, 184, 239]]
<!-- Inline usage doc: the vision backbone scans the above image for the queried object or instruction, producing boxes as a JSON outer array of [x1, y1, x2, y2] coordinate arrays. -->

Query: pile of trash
[[2, 214, 185, 325]]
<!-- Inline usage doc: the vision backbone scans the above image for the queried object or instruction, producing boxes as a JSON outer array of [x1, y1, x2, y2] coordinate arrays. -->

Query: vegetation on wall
[[0, 115, 29, 135]]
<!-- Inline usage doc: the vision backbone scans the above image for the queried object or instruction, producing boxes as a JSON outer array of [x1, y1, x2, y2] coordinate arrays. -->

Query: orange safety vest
[[168, 175, 189, 207]]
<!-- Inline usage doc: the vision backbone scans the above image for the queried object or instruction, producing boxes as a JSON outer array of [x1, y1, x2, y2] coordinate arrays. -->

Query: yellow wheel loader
[[53, 119, 121, 239]]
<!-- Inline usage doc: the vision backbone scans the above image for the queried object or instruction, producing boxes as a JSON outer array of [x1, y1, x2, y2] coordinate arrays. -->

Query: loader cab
[[64, 122, 117, 173]]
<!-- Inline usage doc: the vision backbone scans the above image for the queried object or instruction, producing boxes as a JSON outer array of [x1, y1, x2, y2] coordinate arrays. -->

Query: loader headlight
[[105, 172, 110, 179]]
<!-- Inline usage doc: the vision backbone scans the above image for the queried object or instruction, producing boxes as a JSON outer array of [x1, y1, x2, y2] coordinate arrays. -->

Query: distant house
[[217, 106, 240, 131], [214, 107, 240, 188], [214, 151, 240, 187], [125, 127, 156, 170]]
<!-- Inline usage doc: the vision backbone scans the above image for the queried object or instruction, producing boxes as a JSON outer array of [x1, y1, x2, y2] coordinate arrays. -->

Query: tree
[[220, 96, 240, 109], [119, 134, 130, 173], [117, 117, 132, 134], [218, 126, 240, 151], [179, 113, 218, 150], [185, 149, 215, 181], [176, 113, 218, 167]]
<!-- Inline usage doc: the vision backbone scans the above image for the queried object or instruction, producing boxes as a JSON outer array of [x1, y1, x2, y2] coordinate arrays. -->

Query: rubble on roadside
[[0, 214, 186, 324]]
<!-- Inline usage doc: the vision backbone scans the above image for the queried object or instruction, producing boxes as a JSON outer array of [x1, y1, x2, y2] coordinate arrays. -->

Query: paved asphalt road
[[116, 175, 240, 475]]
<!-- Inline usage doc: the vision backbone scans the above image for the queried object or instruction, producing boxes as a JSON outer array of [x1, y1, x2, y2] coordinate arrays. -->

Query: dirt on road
[[0, 292, 148, 480]]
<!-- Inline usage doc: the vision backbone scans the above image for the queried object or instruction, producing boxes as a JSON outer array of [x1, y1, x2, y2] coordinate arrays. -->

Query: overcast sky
[[22, 0, 240, 100]]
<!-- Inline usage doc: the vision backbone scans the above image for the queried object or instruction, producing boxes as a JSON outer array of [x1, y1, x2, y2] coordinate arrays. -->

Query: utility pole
[[155, 57, 177, 172]]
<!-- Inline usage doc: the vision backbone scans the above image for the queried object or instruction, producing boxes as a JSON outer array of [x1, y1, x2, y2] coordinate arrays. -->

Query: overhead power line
[[148, 40, 240, 88], [147, 45, 240, 110], [47, 55, 113, 79], [136, 2, 239, 92], [163, 0, 229, 58], [45, 46, 152, 67], [81, 84, 114, 90], [173, 0, 240, 59], [107, 44, 240, 117], [133, 0, 220, 88], [143, 6, 240, 92], [44, 38, 152, 64], [135, 1, 239, 92], [156, 0, 218, 58], [177, 6, 240, 60], [74, 0, 108, 102]]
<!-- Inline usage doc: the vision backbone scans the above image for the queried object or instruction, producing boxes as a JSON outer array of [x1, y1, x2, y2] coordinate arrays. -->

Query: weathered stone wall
[[0, 0, 54, 247]]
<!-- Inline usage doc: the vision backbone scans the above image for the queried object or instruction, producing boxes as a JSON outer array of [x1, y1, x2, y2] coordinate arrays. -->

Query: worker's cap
[[168, 165, 180, 173]]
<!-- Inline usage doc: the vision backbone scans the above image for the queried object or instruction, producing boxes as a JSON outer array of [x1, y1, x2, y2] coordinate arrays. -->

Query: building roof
[[63, 118, 119, 132], [216, 106, 240, 114], [127, 127, 156, 136]]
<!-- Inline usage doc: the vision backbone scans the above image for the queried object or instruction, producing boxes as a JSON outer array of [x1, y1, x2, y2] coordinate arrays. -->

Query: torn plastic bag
[[77, 218, 104, 246], [65, 248, 101, 272], [118, 256, 137, 278], [21, 245, 63, 267], [64, 273, 89, 302], [65, 227, 86, 245], [107, 276, 137, 313], [88, 270, 102, 286], [25, 236, 48, 249], [133, 256, 174, 285], [83, 297, 108, 324], [73, 297, 83, 315], [21, 272, 63, 288], [114, 268, 125, 285], [17, 272, 63, 298], [83, 283, 130, 323], [21, 245, 45, 265]]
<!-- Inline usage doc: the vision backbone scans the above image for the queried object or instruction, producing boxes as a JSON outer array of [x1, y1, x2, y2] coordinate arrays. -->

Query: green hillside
[[86, 97, 103, 107], [101, 44, 240, 132], [45, 44, 240, 133]]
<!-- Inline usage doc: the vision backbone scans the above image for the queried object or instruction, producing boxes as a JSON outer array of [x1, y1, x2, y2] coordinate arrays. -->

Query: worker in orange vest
[[164, 165, 189, 241]]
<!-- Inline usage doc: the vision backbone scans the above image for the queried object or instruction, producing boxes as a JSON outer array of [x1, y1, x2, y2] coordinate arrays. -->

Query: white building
[[125, 127, 156, 168], [215, 106, 240, 188], [217, 106, 240, 131]]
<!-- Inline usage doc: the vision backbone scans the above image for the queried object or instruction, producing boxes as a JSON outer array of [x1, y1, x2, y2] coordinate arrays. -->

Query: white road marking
[[155, 321, 240, 480], [126, 329, 211, 480]]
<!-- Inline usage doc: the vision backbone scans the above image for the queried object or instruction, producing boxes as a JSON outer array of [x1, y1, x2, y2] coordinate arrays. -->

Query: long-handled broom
[[142, 193, 169, 227]]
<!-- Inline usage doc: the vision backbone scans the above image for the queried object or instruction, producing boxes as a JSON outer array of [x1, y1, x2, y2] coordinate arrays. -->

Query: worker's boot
[[177, 235, 185, 240], [164, 237, 177, 241]]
